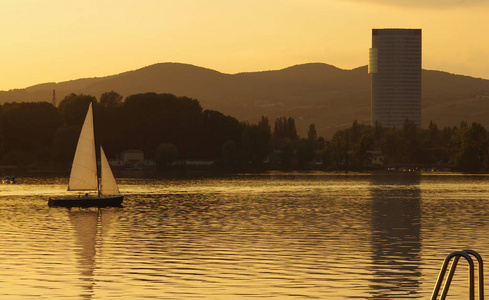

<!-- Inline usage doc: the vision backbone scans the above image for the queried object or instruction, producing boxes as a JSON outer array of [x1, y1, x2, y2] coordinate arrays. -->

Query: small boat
[[48, 103, 123, 208], [2, 176, 17, 184]]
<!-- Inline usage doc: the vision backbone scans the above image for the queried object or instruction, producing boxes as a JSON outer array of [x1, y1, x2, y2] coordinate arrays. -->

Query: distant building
[[119, 150, 156, 169], [122, 149, 145, 168], [369, 28, 422, 128]]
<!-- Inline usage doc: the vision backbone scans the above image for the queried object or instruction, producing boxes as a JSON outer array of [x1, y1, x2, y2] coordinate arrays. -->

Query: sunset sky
[[1, 0, 488, 91]]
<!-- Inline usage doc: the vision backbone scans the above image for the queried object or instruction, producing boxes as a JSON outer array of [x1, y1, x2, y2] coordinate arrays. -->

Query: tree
[[122, 93, 203, 158], [427, 121, 440, 164], [330, 129, 350, 169], [273, 117, 297, 148], [454, 122, 488, 172], [241, 117, 272, 165], [351, 134, 374, 168], [380, 128, 403, 165], [1, 102, 61, 165], [258, 116, 271, 131], [99, 91, 123, 109], [58, 94, 96, 126], [315, 136, 325, 151], [350, 120, 360, 145], [221, 140, 239, 166], [428, 121, 439, 143], [296, 139, 315, 166], [155, 143, 179, 170], [50, 126, 81, 166], [308, 123, 317, 142], [321, 141, 334, 168], [401, 120, 420, 163], [374, 120, 383, 143], [96, 92, 125, 158], [201, 110, 242, 159], [279, 139, 294, 167]]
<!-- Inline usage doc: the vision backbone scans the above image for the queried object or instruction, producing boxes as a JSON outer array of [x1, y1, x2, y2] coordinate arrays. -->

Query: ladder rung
[[431, 249, 483, 300]]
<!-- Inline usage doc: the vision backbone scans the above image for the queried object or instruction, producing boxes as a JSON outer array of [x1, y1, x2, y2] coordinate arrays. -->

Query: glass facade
[[371, 29, 422, 128]]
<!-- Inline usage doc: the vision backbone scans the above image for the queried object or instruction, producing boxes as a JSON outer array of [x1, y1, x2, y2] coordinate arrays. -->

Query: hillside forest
[[1, 91, 488, 173], [3, 63, 489, 139]]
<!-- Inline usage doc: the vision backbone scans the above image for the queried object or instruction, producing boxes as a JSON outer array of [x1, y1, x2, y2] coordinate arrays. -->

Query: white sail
[[68, 103, 98, 191], [100, 146, 120, 196]]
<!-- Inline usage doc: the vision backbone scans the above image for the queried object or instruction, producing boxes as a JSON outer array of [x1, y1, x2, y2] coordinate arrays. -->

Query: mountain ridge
[[1, 62, 489, 137]]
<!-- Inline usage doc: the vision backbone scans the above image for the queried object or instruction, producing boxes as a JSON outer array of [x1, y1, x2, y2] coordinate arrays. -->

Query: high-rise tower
[[369, 29, 422, 128]]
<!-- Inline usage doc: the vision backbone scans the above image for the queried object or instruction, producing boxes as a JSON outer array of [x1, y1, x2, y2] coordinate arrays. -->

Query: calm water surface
[[1, 172, 488, 299]]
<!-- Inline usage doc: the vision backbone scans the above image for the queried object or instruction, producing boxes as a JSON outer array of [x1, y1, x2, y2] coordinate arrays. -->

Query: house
[[121, 149, 144, 168], [119, 150, 156, 169]]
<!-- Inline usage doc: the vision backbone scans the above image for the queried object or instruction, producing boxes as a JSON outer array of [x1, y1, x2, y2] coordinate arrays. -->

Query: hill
[[1, 62, 489, 137]]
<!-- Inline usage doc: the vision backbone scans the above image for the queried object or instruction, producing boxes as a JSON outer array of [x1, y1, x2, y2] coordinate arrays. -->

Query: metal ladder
[[431, 249, 484, 300]]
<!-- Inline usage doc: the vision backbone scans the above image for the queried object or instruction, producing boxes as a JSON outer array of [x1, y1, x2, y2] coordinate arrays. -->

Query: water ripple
[[0, 173, 488, 298]]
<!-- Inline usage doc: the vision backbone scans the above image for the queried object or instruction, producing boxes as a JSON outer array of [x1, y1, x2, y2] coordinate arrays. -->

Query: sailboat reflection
[[369, 173, 422, 299], [68, 208, 107, 299]]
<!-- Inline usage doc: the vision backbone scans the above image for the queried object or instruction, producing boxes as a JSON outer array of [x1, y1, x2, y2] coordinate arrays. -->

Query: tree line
[[324, 120, 489, 173], [0, 91, 487, 173]]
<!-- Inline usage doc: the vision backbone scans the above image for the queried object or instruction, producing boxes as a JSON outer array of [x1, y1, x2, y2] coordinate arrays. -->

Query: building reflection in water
[[369, 173, 422, 299]]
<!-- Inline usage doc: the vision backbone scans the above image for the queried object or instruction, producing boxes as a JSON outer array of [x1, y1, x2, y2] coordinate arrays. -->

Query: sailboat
[[48, 103, 124, 208]]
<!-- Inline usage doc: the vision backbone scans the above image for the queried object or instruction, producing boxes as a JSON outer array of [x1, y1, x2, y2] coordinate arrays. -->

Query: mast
[[95, 103, 100, 197]]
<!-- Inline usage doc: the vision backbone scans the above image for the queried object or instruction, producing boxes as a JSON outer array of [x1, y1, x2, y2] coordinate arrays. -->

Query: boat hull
[[48, 195, 124, 208]]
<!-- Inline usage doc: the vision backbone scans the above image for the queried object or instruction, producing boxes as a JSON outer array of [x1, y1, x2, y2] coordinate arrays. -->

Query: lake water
[[1, 172, 488, 299]]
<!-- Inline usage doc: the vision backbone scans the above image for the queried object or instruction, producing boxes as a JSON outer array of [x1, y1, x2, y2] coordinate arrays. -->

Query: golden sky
[[1, 0, 488, 90]]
